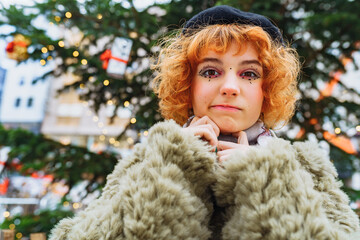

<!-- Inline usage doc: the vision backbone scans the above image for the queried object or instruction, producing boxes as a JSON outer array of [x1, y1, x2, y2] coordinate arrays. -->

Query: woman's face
[[190, 42, 264, 134]]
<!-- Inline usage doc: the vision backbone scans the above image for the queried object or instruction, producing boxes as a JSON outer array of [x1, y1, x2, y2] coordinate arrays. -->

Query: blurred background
[[0, 0, 360, 238]]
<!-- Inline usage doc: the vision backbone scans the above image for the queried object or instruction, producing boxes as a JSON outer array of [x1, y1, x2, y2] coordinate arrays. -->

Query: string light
[[73, 50, 79, 57], [107, 100, 113, 105], [73, 202, 80, 209], [93, 116, 99, 122], [16, 233, 22, 239], [48, 45, 55, 51], [143, 131, 148, 136], [65, 12, 72, 18], [103, 79, 109, 86], [63, 201, 70, 207], [356, 125, 360, 132], [335, 128, 341, 134], [127, 137, 134, 144], [54, 16, 61, 22], [79, 83, 85, 89], [129, 31, 138, 39], [9, 224, 15, 230], [81, 59, 87, 65], [97, 13, 103, 20], [130, 118, 136, 124], [58, 40, 65, 47], [109, 138, 116, 144], [47, 56, 53, 60], [49, 21, 54, 26], [40, 59, 46, 65], [99, 135, 106, 141], [124, 101, 130, 107], [41, 47, 48, 53], [3, 211, 10, 218], [88, 76, 95, 82]]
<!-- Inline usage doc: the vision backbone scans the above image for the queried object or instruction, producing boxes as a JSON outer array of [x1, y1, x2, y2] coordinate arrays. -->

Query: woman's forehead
[[197, 42, 257, 61]]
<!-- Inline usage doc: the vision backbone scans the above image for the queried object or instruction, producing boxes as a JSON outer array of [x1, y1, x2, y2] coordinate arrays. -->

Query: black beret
[[183, 5, 284, 44]]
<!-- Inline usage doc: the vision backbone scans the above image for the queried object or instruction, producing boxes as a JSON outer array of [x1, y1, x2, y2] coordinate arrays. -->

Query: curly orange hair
[[152, 24, 300, 129]]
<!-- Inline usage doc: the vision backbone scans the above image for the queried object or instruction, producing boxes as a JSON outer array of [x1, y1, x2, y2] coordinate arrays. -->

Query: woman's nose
[[220, 75, 240, 96]]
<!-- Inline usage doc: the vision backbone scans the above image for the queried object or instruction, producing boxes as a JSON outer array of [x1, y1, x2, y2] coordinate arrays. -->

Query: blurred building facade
[[40, 72, 132, 153], [0, 61, 52, 134], [0, 66, 6, 112], [0, 67, 6, 115]]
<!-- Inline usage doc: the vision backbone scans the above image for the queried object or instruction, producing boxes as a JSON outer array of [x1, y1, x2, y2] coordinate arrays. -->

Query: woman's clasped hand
[[183, 115, 250, 163]]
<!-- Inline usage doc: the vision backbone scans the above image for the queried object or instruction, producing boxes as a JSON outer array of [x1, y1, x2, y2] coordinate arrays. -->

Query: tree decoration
[[100, 37, 133, 79], [5, 34, 31, 62], [0, 177, 9, 195]]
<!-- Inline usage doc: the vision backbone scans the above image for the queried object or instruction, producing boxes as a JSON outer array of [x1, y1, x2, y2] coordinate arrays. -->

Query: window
[[14, 98, 21, 107], [27, 97, 33, 108], [19, 77, 25, 86]]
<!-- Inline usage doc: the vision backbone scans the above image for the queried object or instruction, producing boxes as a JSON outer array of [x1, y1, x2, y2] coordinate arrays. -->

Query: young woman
[[50, 5, 360, 240]]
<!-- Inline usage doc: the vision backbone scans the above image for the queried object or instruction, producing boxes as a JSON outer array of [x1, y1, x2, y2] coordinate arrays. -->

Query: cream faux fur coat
[[49, 120, 360, 240]]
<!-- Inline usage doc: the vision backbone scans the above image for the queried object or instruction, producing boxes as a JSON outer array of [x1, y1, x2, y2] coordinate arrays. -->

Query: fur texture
[[49, 121, 359, 240]]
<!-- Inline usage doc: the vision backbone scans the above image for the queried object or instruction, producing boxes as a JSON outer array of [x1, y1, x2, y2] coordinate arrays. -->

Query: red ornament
[[0, 177, 9, 195], [5, 34, 31, 61]]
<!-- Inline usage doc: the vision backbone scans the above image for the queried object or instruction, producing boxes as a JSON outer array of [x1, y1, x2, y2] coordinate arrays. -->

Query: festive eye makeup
[[198, 66, 222, 79], [239, 69, 261, 81], [197, 57, 263, 82]]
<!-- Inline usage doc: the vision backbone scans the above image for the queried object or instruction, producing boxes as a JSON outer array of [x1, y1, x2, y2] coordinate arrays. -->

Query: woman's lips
[[211, 105, 241, 112]]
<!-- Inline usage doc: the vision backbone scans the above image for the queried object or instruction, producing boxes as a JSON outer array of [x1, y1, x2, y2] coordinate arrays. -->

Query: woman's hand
[[217, 131, 250, 163], [182, 116, 220, 148]]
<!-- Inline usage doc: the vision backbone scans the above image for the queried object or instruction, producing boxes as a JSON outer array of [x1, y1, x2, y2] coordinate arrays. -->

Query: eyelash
[[198, 66, 261, 80]]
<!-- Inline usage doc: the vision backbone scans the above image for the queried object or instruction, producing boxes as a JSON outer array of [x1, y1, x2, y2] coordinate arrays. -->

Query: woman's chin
[[212, 117, 257, 135], [216, 122, 243, 135]]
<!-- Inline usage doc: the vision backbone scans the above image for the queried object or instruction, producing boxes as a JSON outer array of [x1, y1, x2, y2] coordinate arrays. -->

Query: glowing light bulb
[[335, 128, 341, 134], [356, 125, 360, 132], [3, 211, 10, 218], [65, 12, 72, 18], [73, 51, 79, 57]]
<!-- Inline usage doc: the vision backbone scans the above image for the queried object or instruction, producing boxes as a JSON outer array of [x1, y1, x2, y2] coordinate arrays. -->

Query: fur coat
[[49, 120, 360, 240]]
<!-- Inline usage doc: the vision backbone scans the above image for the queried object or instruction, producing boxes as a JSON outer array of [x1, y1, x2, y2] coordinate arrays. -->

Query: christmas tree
[[0, 0, 360, 236]]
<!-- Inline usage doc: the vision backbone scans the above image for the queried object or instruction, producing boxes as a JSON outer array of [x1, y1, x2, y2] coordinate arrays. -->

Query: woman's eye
[[240, 71, 260, 80], [199, 69, 221, 78]]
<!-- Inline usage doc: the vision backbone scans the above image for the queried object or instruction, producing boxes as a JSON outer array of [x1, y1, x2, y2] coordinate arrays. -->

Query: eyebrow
[[200, 58, 262, 68]]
